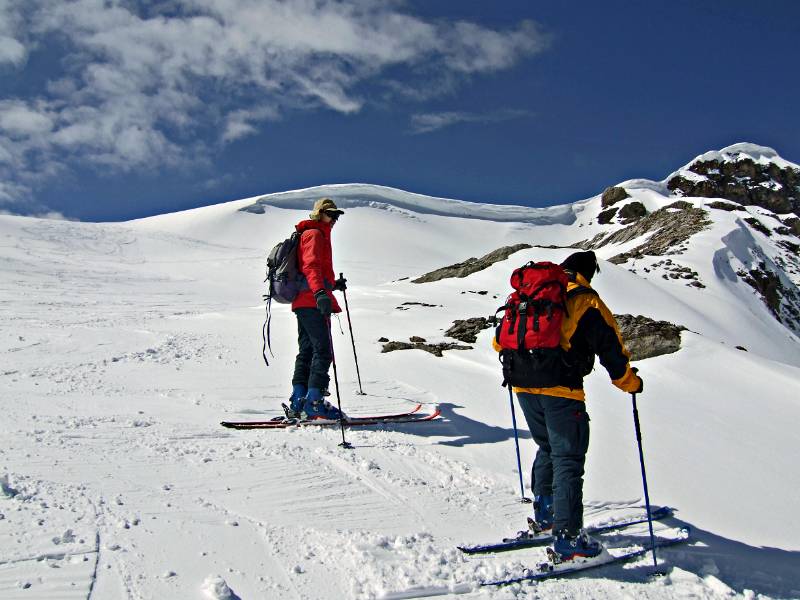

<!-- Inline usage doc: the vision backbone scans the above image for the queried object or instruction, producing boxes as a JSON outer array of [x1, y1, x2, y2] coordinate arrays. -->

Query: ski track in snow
[[2, 192, 800, 599]]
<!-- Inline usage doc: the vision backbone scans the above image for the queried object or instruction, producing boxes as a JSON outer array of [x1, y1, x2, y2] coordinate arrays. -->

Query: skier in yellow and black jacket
[[493, 250, 642, 562]]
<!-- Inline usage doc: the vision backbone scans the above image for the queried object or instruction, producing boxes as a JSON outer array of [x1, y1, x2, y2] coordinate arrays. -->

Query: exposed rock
[[381, 340, 473, 357], [598, 207, 619, 224], [396, 302, 440, 310], [445, 317, 492, 343], [601, 186, 630, 208], [737, 261, 800, 333], [582, 204, 711, 264], [707, 201, 743, 212], [667, 156, 800, 217], [409, 336, 427, 343], [744, 217, 772, 237], [412, 244, 532, 283], [614, 314, 686, 360], [782, 216, 800, 236], [778, 240, 800, 255], [648, 259, 703, 287], [618, 201, 647, 223], [378, 337, 389, 342], [665, 200, 694, 210]]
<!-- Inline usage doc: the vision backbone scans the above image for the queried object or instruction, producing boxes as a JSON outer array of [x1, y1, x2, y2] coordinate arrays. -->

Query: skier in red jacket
[[285, 198, 347, 420]]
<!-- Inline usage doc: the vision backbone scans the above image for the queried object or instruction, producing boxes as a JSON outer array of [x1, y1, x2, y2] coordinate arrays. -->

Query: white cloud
[[0, 100, 55, 136], [0, 0, 27, 66], [222, 106, 280, 144], [410, 109, 532, 134], [0, 34, 25, 65], [0, 0, 551, 207]]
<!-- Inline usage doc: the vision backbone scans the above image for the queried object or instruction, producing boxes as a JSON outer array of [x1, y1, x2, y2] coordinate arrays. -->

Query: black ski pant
[[292, 308, 332, 392], [516, 392, 590, 536]]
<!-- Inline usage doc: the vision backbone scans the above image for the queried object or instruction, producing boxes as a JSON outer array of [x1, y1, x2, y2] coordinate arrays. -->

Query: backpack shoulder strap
[[566, 285, 598, 299]]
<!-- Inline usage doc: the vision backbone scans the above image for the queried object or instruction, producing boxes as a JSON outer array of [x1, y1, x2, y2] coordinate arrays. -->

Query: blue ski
[[458, 506, 674, 554], [480, 528, 690, 586]]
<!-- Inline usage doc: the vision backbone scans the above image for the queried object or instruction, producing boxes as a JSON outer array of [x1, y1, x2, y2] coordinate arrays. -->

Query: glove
[[630, 366, 644, 394], [333, 276, 347, 292], [614, 366, 643, 394], [314, 290, 332, 317]]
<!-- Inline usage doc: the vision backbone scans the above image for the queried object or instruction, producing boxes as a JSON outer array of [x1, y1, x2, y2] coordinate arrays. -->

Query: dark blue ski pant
[[292, 308, 332, 391], [516, 392, 590, 535]]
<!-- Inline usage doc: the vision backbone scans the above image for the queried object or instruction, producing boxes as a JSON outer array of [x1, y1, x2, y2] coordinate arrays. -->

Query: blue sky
[[1, 0, 798, 221]]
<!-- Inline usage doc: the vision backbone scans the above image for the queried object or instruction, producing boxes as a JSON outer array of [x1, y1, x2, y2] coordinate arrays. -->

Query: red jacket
[[291, 219, 342, 313]]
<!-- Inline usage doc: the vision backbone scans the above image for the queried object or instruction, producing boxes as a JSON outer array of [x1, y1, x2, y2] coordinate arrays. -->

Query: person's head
[[310, 198, 344, 224], [561, 250, 600, 283]]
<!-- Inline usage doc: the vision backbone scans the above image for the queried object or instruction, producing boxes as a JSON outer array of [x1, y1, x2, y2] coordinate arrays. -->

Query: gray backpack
[[266, 231, 308, 303], [262, 231, 308, 365]]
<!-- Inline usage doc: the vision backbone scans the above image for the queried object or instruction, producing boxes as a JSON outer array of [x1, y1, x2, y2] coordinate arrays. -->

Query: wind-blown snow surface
[[1, 185, 799, 599]]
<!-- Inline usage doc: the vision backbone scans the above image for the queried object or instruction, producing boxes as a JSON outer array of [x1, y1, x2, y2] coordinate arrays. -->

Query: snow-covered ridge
[[675, 142, 800, 175], [241, 183, 580, 225]]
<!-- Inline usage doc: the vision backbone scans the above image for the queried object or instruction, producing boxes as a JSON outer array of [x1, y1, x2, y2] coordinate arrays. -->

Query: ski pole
[[507, 387, 532, 504], [328, 318, 353, 449], [631, 391, 659, 569], [340, 272, 365, 395]]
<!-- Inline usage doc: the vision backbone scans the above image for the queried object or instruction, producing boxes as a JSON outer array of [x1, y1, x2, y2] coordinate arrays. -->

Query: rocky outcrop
[[598, 207, 618, 224], [444, 317, 493, 343], [667, 155, 800, 217], [782, 216, 800, 236], [614, 314, 686, 360], [582, 202, 711, 264], [618, 201, 647, 223], [412, 243, 532, 283], [738, 261, 800, 333], [744, 217, 772, 237], [601, 186, 630, 208], [707, 201, 744, 212], [381, 340, 473, 357]]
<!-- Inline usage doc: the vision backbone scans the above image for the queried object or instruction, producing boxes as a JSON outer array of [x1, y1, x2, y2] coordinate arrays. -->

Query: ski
[[220, 403, 423, 428], [480, 528, 690, 586], [458, 506, 674, 554], [221, 406, 439, 429]]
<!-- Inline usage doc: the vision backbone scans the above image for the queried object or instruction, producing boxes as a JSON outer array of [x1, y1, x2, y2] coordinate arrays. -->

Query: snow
[[242, 183, 579, 225], [672, 142, 800, 176], [2, 177, 800, 599]]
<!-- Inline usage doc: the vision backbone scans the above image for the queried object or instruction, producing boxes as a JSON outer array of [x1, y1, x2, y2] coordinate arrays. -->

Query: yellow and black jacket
[[493, 271, 640, 401]]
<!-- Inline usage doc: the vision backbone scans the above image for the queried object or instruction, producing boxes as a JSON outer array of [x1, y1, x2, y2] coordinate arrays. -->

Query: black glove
[[631, 367, 644, 394], [333, 276, 347, 292], [314, 290, 332, 317]]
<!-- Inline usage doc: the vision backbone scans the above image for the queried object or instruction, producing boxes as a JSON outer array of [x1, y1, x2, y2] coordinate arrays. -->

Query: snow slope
[[2, 161, 800, 599]]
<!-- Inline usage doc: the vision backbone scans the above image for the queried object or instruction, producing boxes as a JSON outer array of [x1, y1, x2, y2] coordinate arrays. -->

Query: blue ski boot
[[302, 388, 346, 420], [527, 494, 554, 534], [551, 529, 604, 562], [282, 384, 307, 420]]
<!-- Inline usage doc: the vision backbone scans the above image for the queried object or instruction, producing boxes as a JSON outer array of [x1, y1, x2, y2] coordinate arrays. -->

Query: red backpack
[[495, 261, 570, 387]]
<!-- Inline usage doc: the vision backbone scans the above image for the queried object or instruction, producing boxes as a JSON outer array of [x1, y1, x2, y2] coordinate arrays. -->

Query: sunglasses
[[324, 210, 341, 221]]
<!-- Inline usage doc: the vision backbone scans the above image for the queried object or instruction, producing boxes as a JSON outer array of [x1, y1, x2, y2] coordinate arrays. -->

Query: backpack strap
[[516, 295, 529, 347], [262, 294, 274, 366], [566, 285, 598, 300]]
